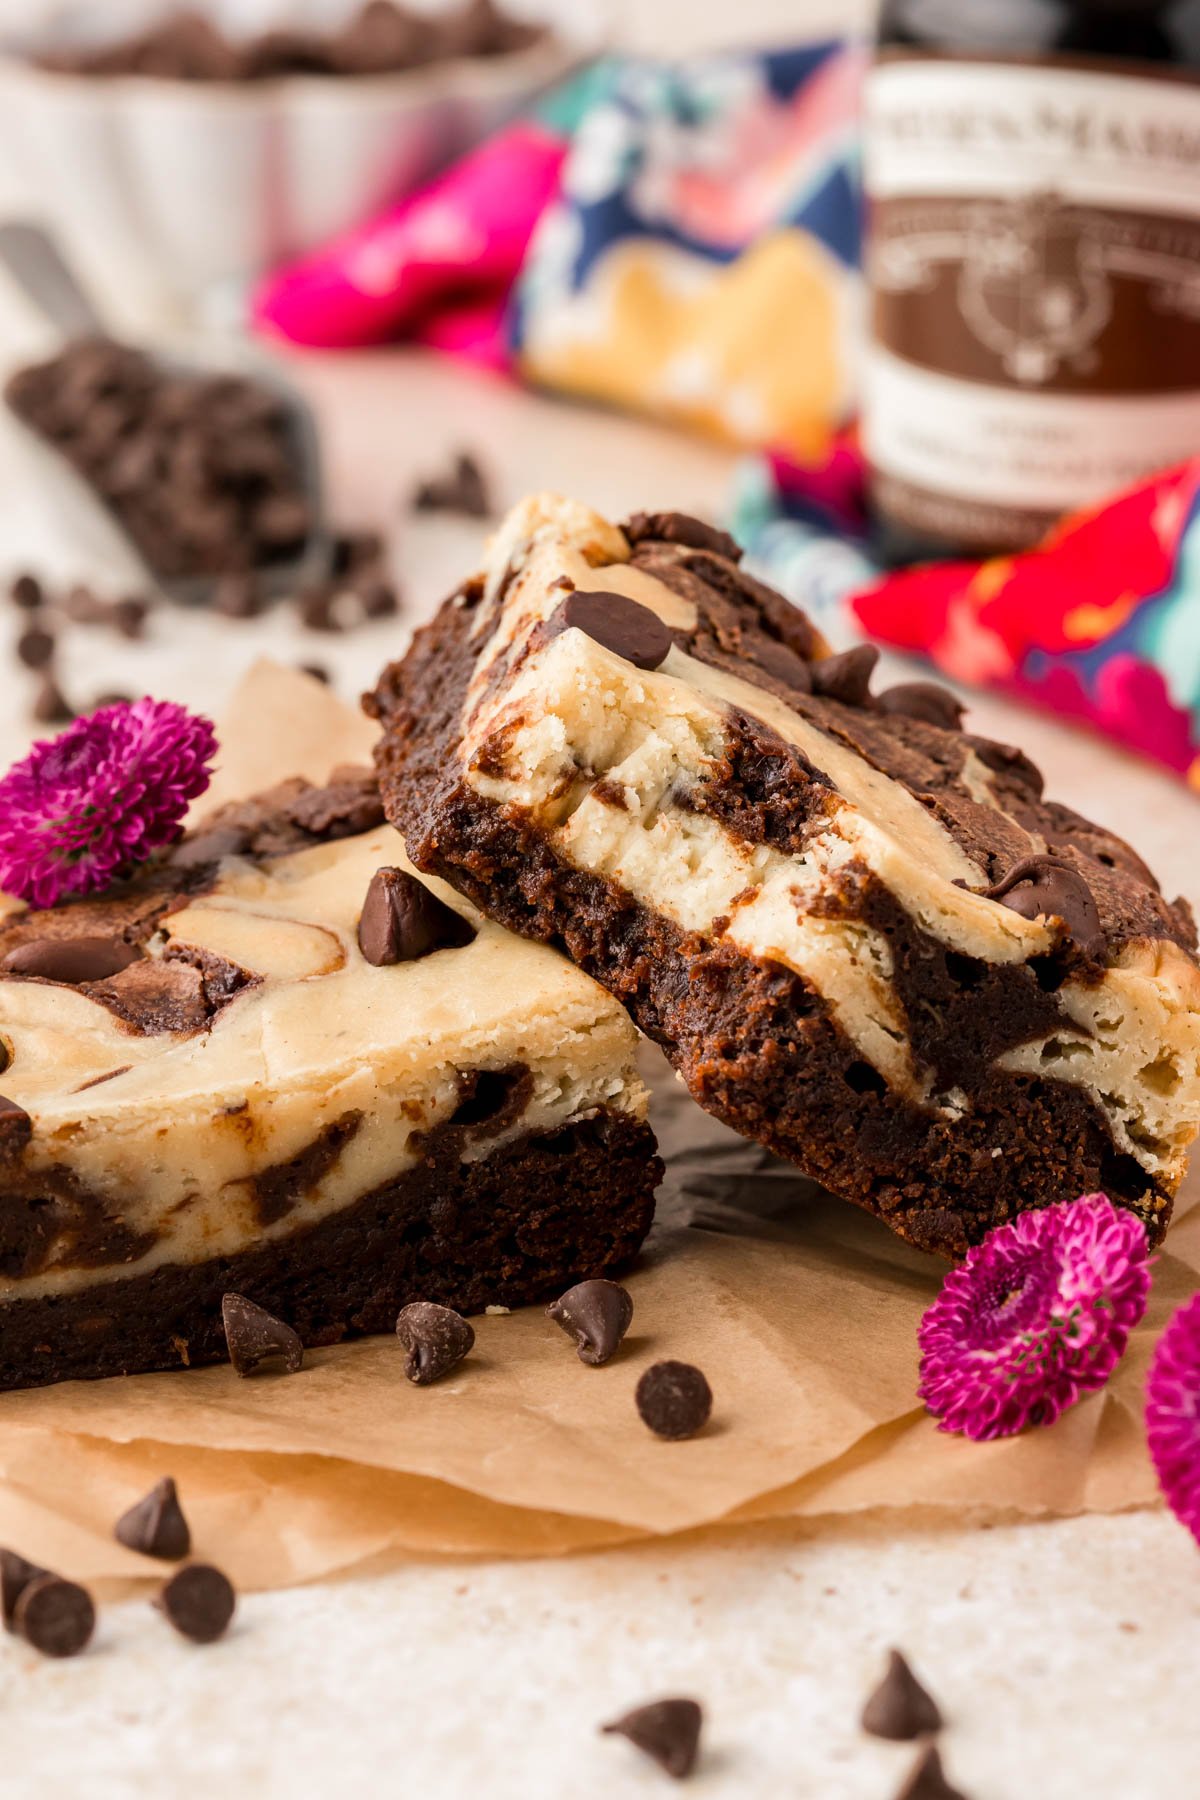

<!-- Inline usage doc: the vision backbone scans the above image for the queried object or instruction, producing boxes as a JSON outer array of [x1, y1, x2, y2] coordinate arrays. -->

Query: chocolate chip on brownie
[[14, 1574, 95, 1658], [623, 510, 743, 563], [547, 1279, 633, 1366], [548, 591, 673, 671], [155, 1564, 236, 1644], [983, 856, 1104, 961], [221, 1293, 304, 1377], [602, 1697, 703, 1780], [809, 644, 879, 706], [877, 682, 965, 731], [114, 1476, 191, 1561], [861, 1650, 944, 1741], [395, 1301, 475, 1385], [2, 936, 141, 985], [635, 1361, 713, 1440], [358, 866, 476, 966]]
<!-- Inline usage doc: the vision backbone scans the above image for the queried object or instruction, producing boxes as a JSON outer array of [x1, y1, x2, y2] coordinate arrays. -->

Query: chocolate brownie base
[[0, 1110, 657, 1392], [370, 496, 1200, 1256]]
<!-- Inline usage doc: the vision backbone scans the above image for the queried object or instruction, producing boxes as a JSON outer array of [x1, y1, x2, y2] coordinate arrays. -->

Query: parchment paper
[[0, 663, 1192, 1590]]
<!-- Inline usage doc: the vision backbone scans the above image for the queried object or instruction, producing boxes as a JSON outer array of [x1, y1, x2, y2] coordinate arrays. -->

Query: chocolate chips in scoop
[[602, 1697, 703, 1780], [984, 856, 1105, 961], [221, 1293, 304, 1377], [114, 1477, 191, 1562], [395, 1301, 475, 1385], [635, 1361, 713, 1440], [549, 591, 673, 672], [0, 1548, 48, 1630], [358, 866, 476, 966], [547, 1278, 633, 1366], [14, 1574, 95, 1658], [155, 1564, 236, 1645], [862, 1649, 943, 1741]]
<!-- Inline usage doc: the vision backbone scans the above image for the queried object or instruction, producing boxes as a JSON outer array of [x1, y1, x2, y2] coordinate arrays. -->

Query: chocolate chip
[[299, 662, 331, 685], [547, 1279, 633, 1366], [0, 1097, 32, 1154], [549, 590, 673, 672], [411, 450, 491, 518], [16, 624, 55, 670], [214, 575, 263, 619], [983, 856, 1104, 960], [114, 1477, 191, 1561], [31, 676, 74, 724], [358, 866, 476, 966], [395, 1301, 475, 1385], [93, 690, 134, 709], [155, 1564, 236, 1644], [964, 735, 1044, 798], [0, 1548, 48, 1630], [360, 578, 399, 619], [746, 633, 813, 693], [221, 1292, 304, 1377], [892, 1743, 970, 1800], [862, 1649, 943, 1740], [809, 643, 879, 706], [112, 596, 149, 640], [9, 573, 44, 611], [635, 1361, 712, 1440], [14, 1575, 95, 1658], [602, 1697, 703, 1780], [623, 510, 743, 562], [2, 936, 141, 984], [876, 682, 965, 731]]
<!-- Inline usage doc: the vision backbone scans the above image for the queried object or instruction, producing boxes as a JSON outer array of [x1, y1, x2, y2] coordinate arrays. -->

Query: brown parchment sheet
[[0, 662, 1192, 1590]]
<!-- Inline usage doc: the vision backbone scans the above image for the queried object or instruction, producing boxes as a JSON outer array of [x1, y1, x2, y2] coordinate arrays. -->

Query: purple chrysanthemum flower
[[1146, 1293, 1200, 1545], [0, 698, 216, 907], [918, 1194, 1151, 1441]]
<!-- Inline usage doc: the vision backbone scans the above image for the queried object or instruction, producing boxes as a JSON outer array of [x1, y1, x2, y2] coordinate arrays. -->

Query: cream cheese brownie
[[370, 495, 1200, 1258], [0, 765, 659, 1389]]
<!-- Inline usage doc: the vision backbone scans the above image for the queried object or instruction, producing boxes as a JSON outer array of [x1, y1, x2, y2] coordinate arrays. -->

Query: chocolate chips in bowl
[[4, 332, 328, 607]]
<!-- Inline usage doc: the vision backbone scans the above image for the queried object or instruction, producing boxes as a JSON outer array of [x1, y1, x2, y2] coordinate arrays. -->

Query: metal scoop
[[0, 219, 330, 607]]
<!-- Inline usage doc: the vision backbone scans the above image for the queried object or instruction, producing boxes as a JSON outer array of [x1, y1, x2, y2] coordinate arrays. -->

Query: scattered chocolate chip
[[547, 1279, 633, 1366], [62, 582, 105, 624], [93, 690, 134, 709], [299, 662, 331, 685], [983, 856, 1104, 960], [15, 623, 55, 670], [155, 1563, 236, 1644], [9, 572, 43, 610], [221, 1292, 304, 1377], [358, 866, 476, 966], [809, 643, 879, 706], [213, 574, 263, 619], [114, 1476, 191, 1561], [623, 510, 742, 563], [112, 596, 149, 640], [549, 590, 673, 672], [360, 578, 399, 619], [862, 1649, 943, 1740], [892, 1743, 970, 1800], [0, 1097, 32, 1153], [635, 1361, 713, 1440], [876, 681, 965, 731], [602, 1697, 703, 1780], [31, 675, 74, 724], [0, 1548, 48, 1630], [412, 450, 491, 518], [2, 935, 141, 984], [14, 1575, 95, 1658], [395, 1301, 475, 1385]]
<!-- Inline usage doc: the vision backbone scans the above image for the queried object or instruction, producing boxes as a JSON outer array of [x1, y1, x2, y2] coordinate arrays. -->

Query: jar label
[[864, 58, 1200, 548]]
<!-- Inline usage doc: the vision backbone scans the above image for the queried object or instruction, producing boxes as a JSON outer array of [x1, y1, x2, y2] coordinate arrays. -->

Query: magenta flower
[[0, 698, 216, 907], [918, 1194, 1151, 1440], [1146, 1293, 1200, 1545]]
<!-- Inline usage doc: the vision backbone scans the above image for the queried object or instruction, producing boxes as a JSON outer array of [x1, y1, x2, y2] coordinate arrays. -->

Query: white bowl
[[0, 1, 604, 329]]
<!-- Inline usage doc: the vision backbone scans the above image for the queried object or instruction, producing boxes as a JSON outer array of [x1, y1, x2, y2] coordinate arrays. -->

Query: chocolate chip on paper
[[15, 624, 55, 671], [358, 866, 476, 967], [221, 1292, 304, 1377], [861, 1649, 943, 1740], [602, 1697, 703, 1780], [549, 590, 673, 672], [635, 1361, 713, 1440], [892, 1743, 971, 1800], [14, 1574, 96, 1658], [547, 1278, 633, 1366], [114, 1476, 191, 1561], [9, 573, 43, 611], [31, 676, 74, 725], [396, 1301, 475, 1385], [0, 1548, 48, 1631], [411, 449, 491, 518], [155, 1564, 236, 1644]]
